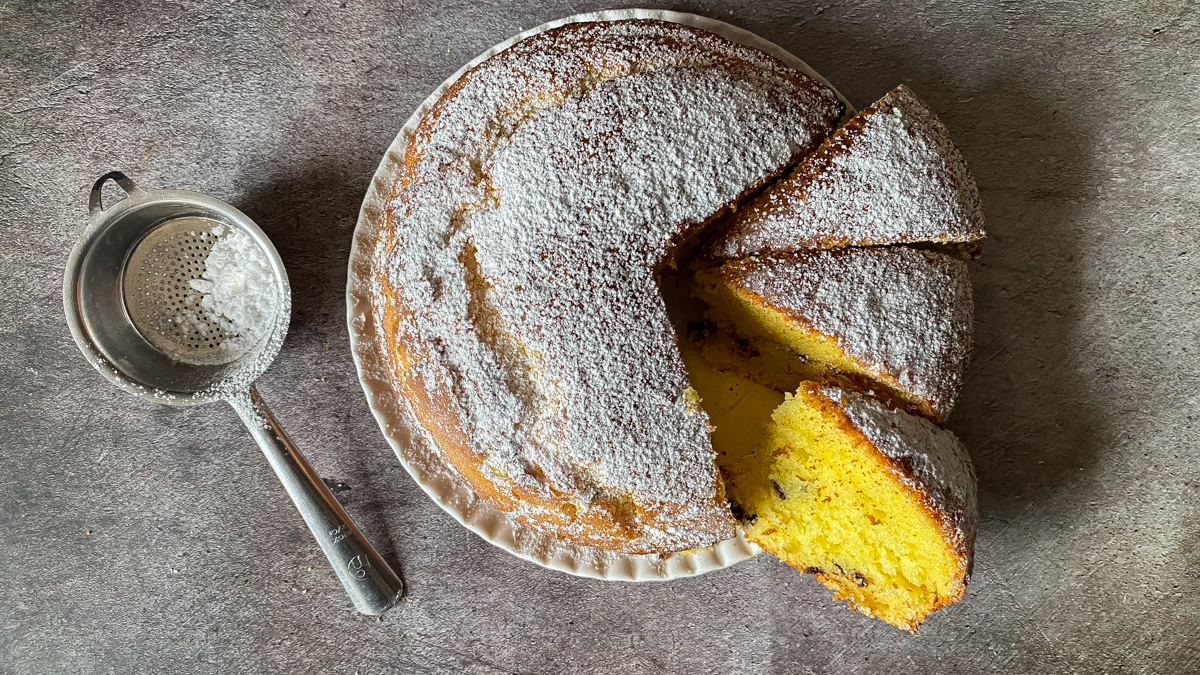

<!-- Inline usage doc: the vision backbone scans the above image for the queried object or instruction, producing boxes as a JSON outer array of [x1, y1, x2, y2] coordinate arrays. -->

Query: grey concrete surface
[[2, 0, 1198, 672]]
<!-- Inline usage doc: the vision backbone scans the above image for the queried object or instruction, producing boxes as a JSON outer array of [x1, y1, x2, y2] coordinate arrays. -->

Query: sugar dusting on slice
[[373, 20, 843, 552], [709, 84, 985, 259], [721, 246, 973, 423]]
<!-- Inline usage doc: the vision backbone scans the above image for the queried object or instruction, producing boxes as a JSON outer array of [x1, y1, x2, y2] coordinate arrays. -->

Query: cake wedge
[[706, 84, 985, 261], [692, 246, 973, 425], [723, 382, 978, 632]]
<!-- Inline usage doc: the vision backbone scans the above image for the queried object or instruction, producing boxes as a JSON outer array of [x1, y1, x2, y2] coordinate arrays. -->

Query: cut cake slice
[[692, 246, 973, 425], [723, 382, 978, 632], [706, 84, 985, 261]]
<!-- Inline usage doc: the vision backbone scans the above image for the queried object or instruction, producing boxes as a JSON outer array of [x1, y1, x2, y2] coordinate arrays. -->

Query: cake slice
[[706, 85, 985, 261], [724, 383, 977, 632], [693, 246, 973, 425]]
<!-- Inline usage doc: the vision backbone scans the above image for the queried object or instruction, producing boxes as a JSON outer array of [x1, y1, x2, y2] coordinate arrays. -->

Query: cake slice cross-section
[[706, 84, 985, 261], [723, 382, 978, 632], [693, 246, 973, 425]]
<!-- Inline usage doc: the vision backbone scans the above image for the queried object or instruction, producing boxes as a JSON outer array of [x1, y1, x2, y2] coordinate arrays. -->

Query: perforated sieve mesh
[[123, 217, 248, 365]]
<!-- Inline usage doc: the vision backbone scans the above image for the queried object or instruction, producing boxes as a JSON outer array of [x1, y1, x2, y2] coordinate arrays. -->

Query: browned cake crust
[[706, 84, 986, 261]]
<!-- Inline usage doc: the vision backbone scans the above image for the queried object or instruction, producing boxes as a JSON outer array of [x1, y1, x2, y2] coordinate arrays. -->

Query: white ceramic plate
[[346, 9, 852, 581]]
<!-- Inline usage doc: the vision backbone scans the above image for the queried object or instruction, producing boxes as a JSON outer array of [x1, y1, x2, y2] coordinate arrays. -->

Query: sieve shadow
[[235, 164, 413, 595]]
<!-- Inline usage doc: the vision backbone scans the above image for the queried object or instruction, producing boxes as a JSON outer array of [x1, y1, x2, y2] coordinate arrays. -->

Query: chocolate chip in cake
[[728, 501, 757, 526], [729, 501, 746, 520]]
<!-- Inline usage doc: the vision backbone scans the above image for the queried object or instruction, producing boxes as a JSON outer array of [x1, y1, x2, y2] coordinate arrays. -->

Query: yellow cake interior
[[692, 265, 920, 416], [662, 267, 784, 476], [723, 385, 963, 632], [664, 264, 964, 632]]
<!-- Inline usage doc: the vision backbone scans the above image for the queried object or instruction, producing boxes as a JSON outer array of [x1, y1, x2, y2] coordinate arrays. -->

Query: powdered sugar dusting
[[722, 246, 972, 423], [373, 19, 843, 552], [709, 85, 985, 259], [176, 225, 280, 362], [818, 385, 978, 563]]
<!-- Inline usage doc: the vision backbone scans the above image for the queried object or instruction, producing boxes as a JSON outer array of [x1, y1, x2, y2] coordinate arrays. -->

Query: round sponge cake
[[372, 19, 844, 553]]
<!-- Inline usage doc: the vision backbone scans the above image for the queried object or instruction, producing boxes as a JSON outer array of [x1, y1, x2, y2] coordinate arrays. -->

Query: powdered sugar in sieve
[[123, 217, 279, 366]]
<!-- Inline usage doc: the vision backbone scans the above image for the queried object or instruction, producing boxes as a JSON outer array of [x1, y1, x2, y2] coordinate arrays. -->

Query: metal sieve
[[64, 171, 403, 615]]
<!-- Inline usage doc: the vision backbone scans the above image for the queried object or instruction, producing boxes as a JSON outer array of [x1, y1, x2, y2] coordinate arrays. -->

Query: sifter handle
[[229, 386, 403, 616], [88, 171, 145, 217]]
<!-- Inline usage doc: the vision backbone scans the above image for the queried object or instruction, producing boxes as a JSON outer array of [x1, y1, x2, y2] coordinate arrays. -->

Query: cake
[[371, 15, 983, 630], [706, 85, 986, 262], [723, 382, 977, 632], [372, 19, 845, 553], [692, 246, 973, 425]]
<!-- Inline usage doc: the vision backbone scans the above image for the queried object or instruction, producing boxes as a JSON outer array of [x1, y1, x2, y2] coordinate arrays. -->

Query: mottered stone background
[[2, 1, 1198, 672]]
